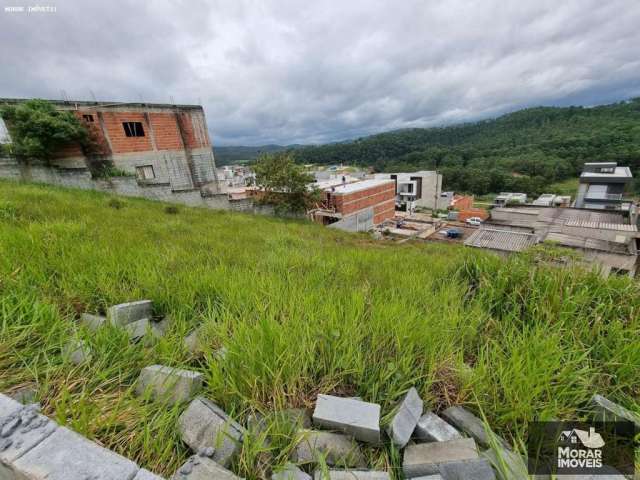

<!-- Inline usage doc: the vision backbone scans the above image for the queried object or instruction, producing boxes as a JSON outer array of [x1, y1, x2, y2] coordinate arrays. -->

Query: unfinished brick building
[[311, 179, 396, 231], [0, 99, 219, 193]]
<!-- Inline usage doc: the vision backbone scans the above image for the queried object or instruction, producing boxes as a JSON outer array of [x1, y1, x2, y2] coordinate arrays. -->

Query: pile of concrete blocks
[[80, 299, 171, 342], [0, 392, 165, 480], [289, 390, 520, 480]]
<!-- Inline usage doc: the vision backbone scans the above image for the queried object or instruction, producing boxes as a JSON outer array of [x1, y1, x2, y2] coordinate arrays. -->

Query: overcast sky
[[2, 1, 640, 146]]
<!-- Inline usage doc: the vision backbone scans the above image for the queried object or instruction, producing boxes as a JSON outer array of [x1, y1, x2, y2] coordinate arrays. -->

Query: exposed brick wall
[[331, 183, 396, 216], [101, 112, 153, 154], [373, 199, 396, 224], [458, 208, 489, 222], [149, 113, 184, 151]]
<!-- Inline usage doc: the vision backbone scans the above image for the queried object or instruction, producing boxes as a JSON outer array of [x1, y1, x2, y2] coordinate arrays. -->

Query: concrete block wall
[[0, 393, 165, 479]]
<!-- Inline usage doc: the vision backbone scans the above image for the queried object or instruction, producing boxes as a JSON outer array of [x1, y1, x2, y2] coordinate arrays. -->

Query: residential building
[[0, 98, 219, 195], [374, 171, 446, 211], [574, 162, 633, 211], [310, 179, 396, 232], [466, 205, 640, 277], [532, 194, 571, 207], [493, 192, 527, 206]]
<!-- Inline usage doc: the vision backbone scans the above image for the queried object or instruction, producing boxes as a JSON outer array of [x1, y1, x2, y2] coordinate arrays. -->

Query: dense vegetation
[[0, 181, 638, 477], [253, 152, 319, 214], [293, 99, 640, 196], [0, 99, 88, 160]]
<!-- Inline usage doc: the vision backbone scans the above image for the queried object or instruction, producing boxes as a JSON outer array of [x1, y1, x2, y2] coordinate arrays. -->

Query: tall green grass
[[0, 180, 638, 477]]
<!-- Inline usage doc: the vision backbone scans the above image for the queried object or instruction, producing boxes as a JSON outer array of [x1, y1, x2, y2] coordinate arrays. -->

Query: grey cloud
[[1, 0, 640, 146]]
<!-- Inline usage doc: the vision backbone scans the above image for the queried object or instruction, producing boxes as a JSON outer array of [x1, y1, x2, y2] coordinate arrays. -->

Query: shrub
[[107, 198, 124, 209], [0, 99, 88, 160]]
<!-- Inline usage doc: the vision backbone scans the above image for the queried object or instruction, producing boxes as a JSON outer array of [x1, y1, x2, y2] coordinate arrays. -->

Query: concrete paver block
[[414, 412, 462, 443], [136, 365, 203, 405], [387, 387, 423, 448], [63, 339, 91, 365], [589, 394, 640, 429], [150, 316, 171, 339], [135, 468, 167, 479], [312, 395, 381, 444], [408, 476, 443, 480], [0, 403, 57, 466], [438, 458, 496, 479], [171, 455, 240, 480], [80, 312, 106, 331], [108, 300, 153, 326], [272, 462, 312, 480], [481, 446, 528, 480], [125, 318, 151, 341], [14, 425, 139, 480], [291, 430, 367, 468], [403, 438, 478, 477], [183, 330, 200, 354], [441, 406, 509, 450], [313, 469, 390, 480], [0, 393, 24, 419], [178, 397, 243, 467]]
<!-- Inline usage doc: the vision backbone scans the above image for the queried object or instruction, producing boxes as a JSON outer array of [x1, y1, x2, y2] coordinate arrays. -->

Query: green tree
[[0, 99, 88, 160], [253, 152, 319, 214]]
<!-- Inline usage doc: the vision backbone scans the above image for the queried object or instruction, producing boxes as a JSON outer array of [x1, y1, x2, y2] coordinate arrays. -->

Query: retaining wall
[[0, 156, 274, 215]]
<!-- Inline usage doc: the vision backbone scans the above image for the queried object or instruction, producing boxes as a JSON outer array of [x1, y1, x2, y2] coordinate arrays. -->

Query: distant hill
[[291, 99, 640, 196], [213, 144, 298, 165]]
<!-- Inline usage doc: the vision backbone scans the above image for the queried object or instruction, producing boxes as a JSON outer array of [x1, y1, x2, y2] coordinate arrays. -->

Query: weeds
[[0, 180, 638, 478]]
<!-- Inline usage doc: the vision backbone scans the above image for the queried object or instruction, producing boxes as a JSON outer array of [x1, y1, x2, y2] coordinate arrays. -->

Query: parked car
[[446, 228, 462, 238], [465, 216, 483, 226]]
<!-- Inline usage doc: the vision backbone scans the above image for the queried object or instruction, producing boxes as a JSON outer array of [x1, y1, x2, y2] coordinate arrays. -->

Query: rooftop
[[0, 98, 203, 110], [327, 178, 394, 195], [464, 228, 539, 252]]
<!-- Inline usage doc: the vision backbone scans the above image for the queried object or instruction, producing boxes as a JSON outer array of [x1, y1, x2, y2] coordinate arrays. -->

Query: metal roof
[[464, 228, 539, 252], [544, 233, 631, 254], [563, 220, 638, 232]]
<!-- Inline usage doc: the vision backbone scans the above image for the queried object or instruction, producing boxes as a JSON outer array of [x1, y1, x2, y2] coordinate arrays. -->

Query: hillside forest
[[288, 99, 640, 197]]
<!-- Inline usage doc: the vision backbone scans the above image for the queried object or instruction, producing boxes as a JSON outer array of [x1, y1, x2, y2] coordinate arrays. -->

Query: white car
[[465, 216, 483, 226]]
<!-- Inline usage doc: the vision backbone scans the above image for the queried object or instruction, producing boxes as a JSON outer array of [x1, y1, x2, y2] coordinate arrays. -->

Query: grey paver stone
[[0, 403, 57, 464], [589, 394, 640, 429], [481, 446, 528, 480], [125, 318, 151, 340], [184, 329, 200, 353], [178, 397, 243, 467], [14, 425, 139, 479], [291, 430, 367, 468], [438, 458, 496, 479], [415, 412, 462, 443], [108, 300, 153, 326], [136, 365, 203, 405], [387, 387, 423, 448], [135, 468, 167, 479], [403, 438, 478, 477], [64, 339, 91, 365], [441, 406, 510, 449], [312, 395, 381, 444], [80, 312, 106, 331], [313, 469, 390, 480], [272, 462, 312, 480], [171, 455, 241, 480]]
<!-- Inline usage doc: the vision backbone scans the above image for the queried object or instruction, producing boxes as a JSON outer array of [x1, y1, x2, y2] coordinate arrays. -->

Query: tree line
[[292, 99, 640, 196]]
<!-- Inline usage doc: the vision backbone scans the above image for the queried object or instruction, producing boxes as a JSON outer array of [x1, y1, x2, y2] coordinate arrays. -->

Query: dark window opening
[[123, 121, 145, 137], [83, 114, 94, 122]]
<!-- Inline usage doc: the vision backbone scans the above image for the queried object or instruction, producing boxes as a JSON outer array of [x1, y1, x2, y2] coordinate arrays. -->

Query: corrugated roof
[[545, 233, 631, 254], [564, 220, 638, 232], [464, 228, 539, 252]]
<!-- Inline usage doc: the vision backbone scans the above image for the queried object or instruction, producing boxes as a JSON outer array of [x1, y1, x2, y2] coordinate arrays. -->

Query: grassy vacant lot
[[0, 180, 638, 477]]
